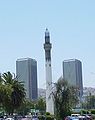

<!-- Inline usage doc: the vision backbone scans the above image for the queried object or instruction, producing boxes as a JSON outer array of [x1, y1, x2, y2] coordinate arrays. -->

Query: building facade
[[16, 58, 38, 100], [63, 59, 83, 98]]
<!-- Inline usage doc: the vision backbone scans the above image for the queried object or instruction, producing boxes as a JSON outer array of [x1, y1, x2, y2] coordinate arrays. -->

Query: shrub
[[91, 109, 95, 114], [46, 115, 54, 120], [46, 112, 50, 115], [45, 112, 54, 120], [81, 110, 89, 114], [38, 115, 45, 120]]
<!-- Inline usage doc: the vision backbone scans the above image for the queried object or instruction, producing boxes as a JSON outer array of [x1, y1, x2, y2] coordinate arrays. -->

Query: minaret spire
[[44, 28, 52, 61], [45, 28, 50, 43], [44, 28, 54, 114]]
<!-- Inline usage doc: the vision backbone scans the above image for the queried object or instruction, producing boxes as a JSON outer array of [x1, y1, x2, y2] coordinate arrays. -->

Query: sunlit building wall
[[63, 59, 83, 98], [16, 58, 38, 100]]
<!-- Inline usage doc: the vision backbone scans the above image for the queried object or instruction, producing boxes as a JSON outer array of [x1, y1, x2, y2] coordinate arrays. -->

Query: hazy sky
[[0, 0, 95, 88]]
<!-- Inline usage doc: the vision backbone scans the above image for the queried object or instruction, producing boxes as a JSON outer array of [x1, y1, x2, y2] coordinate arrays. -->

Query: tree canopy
[[0, 71, 26, 114], [52, 77, 79, 120]]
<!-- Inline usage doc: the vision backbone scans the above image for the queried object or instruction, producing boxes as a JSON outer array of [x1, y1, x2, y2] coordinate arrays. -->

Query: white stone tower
[[44, 28, 54, 114]]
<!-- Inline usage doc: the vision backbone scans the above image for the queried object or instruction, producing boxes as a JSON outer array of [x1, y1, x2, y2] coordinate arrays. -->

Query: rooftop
[[63, 59, 81, 62], [17, 58, 36, 62]]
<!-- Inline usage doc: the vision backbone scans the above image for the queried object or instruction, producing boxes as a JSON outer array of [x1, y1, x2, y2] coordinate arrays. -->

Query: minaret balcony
[[44, 43, 52, 50]]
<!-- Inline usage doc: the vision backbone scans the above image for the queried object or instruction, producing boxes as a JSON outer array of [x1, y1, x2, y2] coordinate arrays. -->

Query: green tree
[[0, 73, 12, 109], [17, 99, 34, 115], [52, 77, 79, 120], [0, 83, 12, 108], [1, 71, 26, 114], [82, 94, 95, 109], [36, 97, 46, 114]]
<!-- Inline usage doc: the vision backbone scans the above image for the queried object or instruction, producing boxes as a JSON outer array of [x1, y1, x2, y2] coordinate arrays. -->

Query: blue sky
[[0, 0, 95, 88]]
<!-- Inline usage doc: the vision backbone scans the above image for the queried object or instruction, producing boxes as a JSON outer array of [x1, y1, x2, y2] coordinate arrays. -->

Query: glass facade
[[16, 58, 38, 100], [63, 59, 83, 98]]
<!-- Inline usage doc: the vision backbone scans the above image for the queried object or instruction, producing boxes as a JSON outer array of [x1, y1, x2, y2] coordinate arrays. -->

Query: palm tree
[[1, 71, 26, 114], [0, 73, 12, 114], [0, 73, 3, 104], [52, 77, 78, 120]]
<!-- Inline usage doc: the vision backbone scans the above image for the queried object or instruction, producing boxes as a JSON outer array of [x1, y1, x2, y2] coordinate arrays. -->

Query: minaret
[[44, 28, 54, 114]]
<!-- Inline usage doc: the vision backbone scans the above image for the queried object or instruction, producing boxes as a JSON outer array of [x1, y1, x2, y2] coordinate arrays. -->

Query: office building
[[16, 58, 38, 100], [63, 59, 83, 98]]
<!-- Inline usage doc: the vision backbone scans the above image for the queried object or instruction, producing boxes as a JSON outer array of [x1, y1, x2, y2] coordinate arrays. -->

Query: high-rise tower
[[44, 29, 54, 114], [63, 59, 83, 98], [16, 58, 38, 100]]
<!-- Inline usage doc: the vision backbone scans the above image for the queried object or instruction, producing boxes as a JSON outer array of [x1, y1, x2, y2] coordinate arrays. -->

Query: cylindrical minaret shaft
[[44, 28, 54, 114]]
